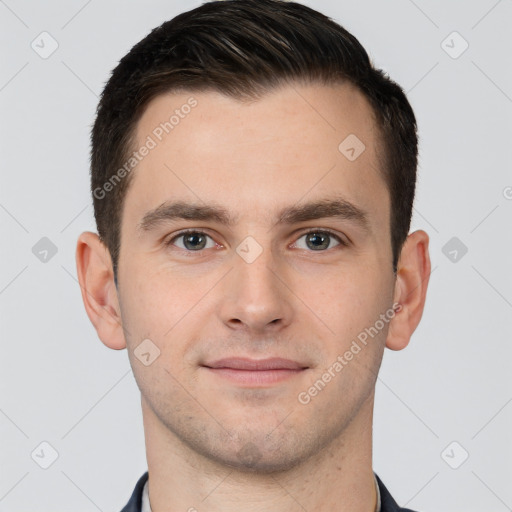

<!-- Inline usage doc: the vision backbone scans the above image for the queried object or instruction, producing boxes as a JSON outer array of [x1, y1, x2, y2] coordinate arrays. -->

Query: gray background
[[1, 0, 511, 510]]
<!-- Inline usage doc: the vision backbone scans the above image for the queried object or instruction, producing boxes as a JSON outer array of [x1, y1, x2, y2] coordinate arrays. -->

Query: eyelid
[[164, 228, 221, 250], [293, 227, 348, 245], [164, 227, 349, 250]]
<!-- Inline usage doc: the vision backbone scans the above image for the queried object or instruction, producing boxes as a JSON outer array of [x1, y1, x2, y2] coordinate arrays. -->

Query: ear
[[75, 231, 126, 350], [386, 229, 431, 351]]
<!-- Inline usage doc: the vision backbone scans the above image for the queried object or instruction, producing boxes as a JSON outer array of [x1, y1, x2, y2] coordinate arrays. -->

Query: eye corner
[[293, 228, 349, 252]]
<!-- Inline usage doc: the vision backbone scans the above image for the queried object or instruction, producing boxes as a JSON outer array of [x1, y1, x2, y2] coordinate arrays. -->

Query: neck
[[142, 392, 377, 512]]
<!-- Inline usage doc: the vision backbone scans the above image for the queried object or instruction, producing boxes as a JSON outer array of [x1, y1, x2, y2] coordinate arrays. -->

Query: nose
[[218, 240, 295, 333]]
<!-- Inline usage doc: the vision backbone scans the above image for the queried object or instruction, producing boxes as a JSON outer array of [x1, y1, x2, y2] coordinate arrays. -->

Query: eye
[[292, 229, 345, 251], [165, 230, 218, 251], [164, 228, 347, 254]]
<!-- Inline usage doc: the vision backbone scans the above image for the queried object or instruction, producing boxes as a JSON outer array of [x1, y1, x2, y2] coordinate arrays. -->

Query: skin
[[76, 82, 430, 511]]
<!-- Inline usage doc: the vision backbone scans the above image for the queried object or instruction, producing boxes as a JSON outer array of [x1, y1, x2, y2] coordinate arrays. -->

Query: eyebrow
[[137, 195, 370, 235]]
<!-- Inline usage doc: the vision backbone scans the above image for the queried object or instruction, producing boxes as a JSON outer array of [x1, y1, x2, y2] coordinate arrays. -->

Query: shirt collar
[[141, 472, 381, 512]]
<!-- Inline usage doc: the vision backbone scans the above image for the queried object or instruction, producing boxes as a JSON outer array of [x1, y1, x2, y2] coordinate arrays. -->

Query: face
[[116, 82, 397, 471]]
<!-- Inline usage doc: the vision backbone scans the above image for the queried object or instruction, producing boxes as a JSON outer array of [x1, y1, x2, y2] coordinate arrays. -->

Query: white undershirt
[[141, 472, 381, 512]]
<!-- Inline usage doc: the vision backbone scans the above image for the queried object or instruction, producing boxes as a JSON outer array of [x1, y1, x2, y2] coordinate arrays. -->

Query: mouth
[[200, 357, 309, 387]]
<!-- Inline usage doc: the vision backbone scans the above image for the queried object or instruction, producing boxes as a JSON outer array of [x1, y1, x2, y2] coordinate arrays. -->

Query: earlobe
[[385, 230, 431, 351], [75, 231, 127, 350]]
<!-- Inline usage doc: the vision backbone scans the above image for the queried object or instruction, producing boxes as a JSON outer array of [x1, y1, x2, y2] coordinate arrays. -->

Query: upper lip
[[203, 357, 308, 371]]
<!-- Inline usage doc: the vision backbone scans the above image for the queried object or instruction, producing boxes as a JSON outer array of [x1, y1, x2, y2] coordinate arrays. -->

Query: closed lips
[[203, 358, 308, 370]]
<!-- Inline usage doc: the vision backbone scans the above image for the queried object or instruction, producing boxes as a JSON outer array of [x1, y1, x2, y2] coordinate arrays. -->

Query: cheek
[[118, 261, 222, 368], [308, 266, 390, 328], [119, 269, 199, 397], [118, 263, 190, 343]]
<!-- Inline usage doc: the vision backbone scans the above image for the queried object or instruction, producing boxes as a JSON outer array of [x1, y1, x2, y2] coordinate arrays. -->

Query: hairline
[[111, 79, 394, 281]]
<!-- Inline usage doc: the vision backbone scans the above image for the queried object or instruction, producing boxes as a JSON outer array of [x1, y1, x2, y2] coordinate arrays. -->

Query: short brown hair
[[90, 0, 418, 281]]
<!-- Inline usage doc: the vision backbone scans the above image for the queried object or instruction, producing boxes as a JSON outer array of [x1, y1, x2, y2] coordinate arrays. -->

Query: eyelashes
[[164, 228, 347, 255]]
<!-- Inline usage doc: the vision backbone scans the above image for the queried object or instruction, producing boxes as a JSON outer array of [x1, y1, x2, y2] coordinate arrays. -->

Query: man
[[75, 0, 430, 510]]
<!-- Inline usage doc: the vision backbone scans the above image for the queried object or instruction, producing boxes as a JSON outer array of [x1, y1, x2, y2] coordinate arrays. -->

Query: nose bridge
[[221, 233, 293, 330], [236, 236, 277, 288], [235, 233, 282, 299]]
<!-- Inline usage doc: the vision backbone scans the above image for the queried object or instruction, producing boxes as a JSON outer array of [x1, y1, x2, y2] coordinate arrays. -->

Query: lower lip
[[203, 367, 306, 386]]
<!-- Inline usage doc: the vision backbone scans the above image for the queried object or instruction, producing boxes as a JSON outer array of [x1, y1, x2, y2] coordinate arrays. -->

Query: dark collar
[[374, 473, 418, 512], [120, 471, 418, 512], [120, 472, 148, 512]]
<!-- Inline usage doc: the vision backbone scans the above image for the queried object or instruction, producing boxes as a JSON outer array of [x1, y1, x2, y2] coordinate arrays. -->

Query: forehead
[[122, 82, 387, 232]]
